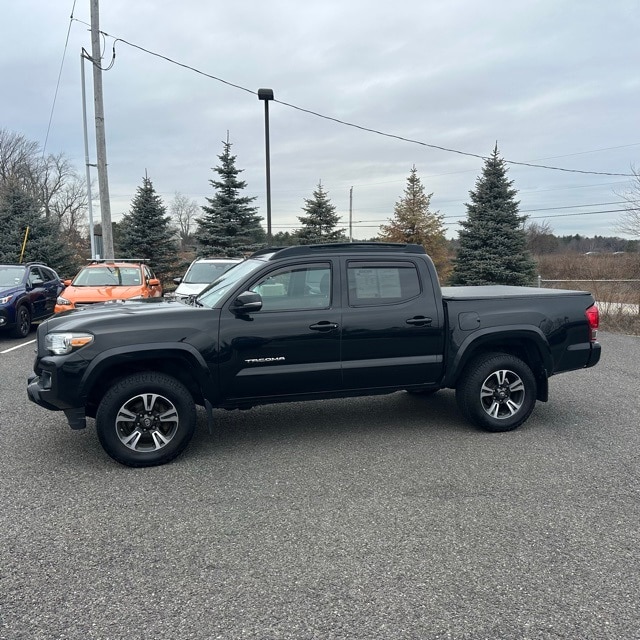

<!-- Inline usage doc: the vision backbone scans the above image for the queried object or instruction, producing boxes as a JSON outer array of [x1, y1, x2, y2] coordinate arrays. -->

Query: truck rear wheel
[[96, 372, 196, 467], [456, 352, 536, 432]]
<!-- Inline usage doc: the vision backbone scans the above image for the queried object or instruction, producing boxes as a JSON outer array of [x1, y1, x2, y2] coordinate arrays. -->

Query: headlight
[[45, 332, 94, 355], [56, 296, 71, 306], [0, 295, 12, 304]]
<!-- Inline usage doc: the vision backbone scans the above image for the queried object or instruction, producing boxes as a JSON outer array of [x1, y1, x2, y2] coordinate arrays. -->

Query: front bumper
[[0, 307, 16, 329], [27, 372, 87, 429], [27, 372, 59, 411]]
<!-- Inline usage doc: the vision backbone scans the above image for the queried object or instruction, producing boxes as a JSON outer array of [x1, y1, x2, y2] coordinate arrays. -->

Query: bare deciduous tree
[[170, 191, 199, 247], [1, 129, 89, 264], [525, 220, 559, 255], [617, 166, 640, 240], [0, 128, 40, 192]]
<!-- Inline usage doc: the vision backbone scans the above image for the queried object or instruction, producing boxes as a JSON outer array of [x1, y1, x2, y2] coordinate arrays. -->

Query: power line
[[273, 99, 635, 178], [348, 201, 630, 222], [69, 19, 635, 179], [520, 201, 626, 213], [527, 208, 627, 220], [270, 207, 629, 230], [43, 0, 77, 155], [530, 143, 640, 162], [71, 18, 255, 96]]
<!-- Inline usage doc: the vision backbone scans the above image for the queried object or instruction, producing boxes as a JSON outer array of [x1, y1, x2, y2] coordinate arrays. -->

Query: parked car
[[0, 262, 64, 338], [28, 243, 601, 467], [171, 257, 242, 302], [55, 260, 162, 313]]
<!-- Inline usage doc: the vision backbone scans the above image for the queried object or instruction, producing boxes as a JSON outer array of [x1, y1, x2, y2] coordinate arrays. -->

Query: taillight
[[585, 304, 599, 342]]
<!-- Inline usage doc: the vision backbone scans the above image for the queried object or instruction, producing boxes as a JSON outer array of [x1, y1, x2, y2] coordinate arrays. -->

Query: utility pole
[[90, 0, 114, 259]]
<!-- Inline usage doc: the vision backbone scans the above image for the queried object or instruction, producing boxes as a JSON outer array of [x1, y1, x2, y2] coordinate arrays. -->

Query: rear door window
[[347, 262, 421, 306]]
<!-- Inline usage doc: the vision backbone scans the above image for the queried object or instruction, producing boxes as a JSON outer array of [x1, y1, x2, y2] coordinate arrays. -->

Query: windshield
[[0, 266, 25, 287], [197, 259, 266, 308], [183, 261, 239, 284], [72, 266, 143, 287]]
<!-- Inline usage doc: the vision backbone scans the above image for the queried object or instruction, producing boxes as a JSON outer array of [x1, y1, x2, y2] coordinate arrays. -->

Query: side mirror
[[148, 278, 160, 287], [64, 279, 72, 286], [231, 291, 262, 314], [173, 277, 182, 285]]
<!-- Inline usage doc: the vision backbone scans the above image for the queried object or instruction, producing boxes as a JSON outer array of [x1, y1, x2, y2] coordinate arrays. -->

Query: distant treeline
[[443, 232, 638, 256]]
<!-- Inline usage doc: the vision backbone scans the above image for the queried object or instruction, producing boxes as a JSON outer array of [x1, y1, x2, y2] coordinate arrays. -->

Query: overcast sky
[[2, 0, 639, 240]]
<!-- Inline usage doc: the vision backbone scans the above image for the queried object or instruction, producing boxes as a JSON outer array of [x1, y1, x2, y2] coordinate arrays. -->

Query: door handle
[[406, 316, 432, 326], [309, 321, 339, 332]]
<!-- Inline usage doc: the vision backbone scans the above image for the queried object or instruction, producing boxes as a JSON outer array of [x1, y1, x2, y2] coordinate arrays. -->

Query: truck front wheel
[[456, 352, 536, 432], [96, 372, 196, 467]]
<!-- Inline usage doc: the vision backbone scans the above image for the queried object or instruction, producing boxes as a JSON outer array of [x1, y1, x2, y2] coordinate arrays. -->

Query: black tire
[[11, 305, 31, 338], [456, 352, 537, 432], [96, 372, 196, 467]]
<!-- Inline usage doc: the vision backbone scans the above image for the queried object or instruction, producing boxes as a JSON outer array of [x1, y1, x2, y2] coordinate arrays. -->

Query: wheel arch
[[82, 344, 215, 418], [15, 296, 33, 317], [445, 327, 552, 402]]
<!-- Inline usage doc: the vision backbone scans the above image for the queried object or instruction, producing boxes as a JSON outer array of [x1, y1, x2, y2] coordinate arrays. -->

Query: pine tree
[[0, 180, 76, 274], [296, 182, 346, 244], [450, 146, 537, 286], [117, 174, 178, 280], [379, 166, 450, 279], [196, 138, 265, 257]]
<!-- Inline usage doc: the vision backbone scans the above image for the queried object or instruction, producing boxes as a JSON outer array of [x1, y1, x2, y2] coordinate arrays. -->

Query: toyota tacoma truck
[[27, 243, 601, 467]]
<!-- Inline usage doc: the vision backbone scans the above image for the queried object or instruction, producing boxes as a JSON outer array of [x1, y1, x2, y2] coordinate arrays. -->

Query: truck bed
[[441, 285, 591, 300]]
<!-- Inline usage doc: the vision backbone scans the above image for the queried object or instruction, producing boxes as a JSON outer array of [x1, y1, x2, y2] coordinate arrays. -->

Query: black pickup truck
[[27, 243, 601, 467]]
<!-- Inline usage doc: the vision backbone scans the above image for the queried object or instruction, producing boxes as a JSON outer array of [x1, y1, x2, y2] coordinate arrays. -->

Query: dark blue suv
[[0, 263, 64, 338]]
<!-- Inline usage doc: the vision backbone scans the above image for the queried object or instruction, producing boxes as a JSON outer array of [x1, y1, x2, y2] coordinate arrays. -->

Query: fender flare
[[444, 325, 553, 388], [80, 342, 215, 402], [14, 293, 32, 317]]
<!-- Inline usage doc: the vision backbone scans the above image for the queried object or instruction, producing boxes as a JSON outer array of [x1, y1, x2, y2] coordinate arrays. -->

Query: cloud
[[2, 0, 638, 239]]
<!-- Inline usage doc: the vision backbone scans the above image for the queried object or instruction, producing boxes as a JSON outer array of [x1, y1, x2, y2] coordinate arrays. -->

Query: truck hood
[[42, 298, 213, 335]]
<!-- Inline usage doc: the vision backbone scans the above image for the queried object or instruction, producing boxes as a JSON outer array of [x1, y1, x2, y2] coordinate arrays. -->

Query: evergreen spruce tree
[[0, 180, 76, 274], [117, 174, 178, 280], [296, 182, 346, 244], [196, 138, 265, 257], [450, 146, 536, 286], [379, 166, 451, 279]]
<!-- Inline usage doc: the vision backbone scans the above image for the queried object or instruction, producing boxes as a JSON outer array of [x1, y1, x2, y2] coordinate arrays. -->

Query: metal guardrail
[[537, 277, 640, 286]]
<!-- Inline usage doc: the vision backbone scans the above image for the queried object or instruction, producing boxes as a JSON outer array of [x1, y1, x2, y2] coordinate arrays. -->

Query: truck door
[[340, 258, 445, 389], [218, 261, 342, 400]]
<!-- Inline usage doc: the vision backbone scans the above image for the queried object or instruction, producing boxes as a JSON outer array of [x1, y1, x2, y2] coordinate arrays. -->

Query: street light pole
[[258, 88, 274, 244]]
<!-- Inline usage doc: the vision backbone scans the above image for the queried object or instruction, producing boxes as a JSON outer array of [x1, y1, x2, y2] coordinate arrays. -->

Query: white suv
[[171, 258, 242, 302]]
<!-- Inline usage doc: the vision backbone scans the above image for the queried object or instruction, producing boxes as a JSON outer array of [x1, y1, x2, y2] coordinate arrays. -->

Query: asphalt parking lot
[[1, 330, 639, 639]]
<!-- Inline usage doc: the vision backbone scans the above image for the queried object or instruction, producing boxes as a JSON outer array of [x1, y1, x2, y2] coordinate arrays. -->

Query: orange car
[[55, 260, 163, 313]]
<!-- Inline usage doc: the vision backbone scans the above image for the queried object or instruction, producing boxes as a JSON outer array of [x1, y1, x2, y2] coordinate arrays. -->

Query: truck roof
[[251, 242, 426, 260]]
